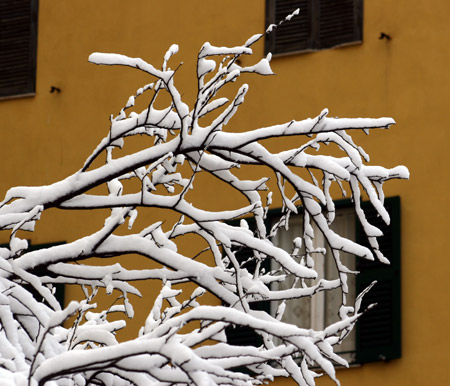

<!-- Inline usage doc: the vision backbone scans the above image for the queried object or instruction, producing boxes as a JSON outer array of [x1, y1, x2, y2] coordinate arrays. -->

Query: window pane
[[271, 214, 312, 328], [325, 208, 356, 363]]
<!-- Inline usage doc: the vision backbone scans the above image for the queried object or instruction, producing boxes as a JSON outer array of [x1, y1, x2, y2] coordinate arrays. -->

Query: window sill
[[0, 92, 36, 101], [269, 40, 362, 58]]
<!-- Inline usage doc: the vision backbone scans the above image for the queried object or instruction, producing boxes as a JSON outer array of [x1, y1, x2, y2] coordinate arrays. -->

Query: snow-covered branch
[[0, 12, 408, 386]]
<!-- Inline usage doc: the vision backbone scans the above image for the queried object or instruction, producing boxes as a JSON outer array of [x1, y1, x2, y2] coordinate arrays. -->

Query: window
[[265, 0, 363, 55], [226, 197, 401, 365], [0, 0, 39, 99], [271, 206, 357, 364]]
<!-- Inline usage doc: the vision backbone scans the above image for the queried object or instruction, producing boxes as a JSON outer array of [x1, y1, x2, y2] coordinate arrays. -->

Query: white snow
[[0, 23, 409, 386]]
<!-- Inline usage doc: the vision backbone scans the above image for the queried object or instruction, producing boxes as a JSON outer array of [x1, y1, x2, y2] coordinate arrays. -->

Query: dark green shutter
[[224, 216, 271, 368], [27, 242, 65, 308], [0, 0, 39, 98], [1, 241, 65, 307], [355, 196, 401, 363]]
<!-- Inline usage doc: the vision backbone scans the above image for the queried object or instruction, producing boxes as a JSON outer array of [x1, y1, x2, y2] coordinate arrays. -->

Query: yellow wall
[[1, 1, 449, 385]]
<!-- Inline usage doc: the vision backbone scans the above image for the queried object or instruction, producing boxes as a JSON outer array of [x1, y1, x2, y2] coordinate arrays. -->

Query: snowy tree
[[0, 11, 408, 386]]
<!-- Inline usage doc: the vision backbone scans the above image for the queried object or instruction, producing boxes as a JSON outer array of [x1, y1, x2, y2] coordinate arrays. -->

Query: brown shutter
[[265, 0, 313, 55], [318, 0, 363, 49], [265, 0, 363, 55], [0, 0, 39, 98]]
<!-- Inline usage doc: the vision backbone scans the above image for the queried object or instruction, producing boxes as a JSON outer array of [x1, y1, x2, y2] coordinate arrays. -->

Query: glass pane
[[271, 214, 312, 328], [325, 208, 356, 363]]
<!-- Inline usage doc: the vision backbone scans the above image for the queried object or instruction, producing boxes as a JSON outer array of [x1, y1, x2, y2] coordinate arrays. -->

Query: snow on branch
[[0, 16, 408, 386]]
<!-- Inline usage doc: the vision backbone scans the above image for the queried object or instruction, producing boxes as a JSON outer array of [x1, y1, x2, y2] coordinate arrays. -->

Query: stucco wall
[[0, 1, 448, 385]]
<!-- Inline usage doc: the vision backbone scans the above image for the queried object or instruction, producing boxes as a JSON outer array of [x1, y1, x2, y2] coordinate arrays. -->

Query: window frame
[[0, 0, 39, 100]]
